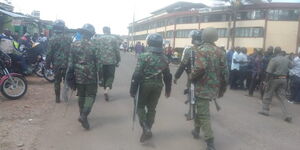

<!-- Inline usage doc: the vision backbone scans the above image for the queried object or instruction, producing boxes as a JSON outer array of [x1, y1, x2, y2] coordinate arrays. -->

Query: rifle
[[213, 98, 221, 111], [185, 50, 196, 121], [132, 85, 140, 130]]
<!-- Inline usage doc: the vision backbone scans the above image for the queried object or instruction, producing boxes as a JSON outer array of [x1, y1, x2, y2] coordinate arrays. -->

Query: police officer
[[190, 28, 228, 150], [174, 30, 202, 87], [130, 33, 172, 143], [258, 47, 292, 123], [95, 26, 121, 101], [67, 24, 100, 130], [46, 20, 72, 103]]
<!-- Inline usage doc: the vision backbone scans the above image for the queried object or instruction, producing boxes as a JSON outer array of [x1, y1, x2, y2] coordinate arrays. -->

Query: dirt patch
[[0, 76, 55, 150]]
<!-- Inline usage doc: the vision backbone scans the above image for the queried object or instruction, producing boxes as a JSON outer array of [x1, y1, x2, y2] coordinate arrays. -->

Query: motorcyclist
[[0, 29, 30, 74]]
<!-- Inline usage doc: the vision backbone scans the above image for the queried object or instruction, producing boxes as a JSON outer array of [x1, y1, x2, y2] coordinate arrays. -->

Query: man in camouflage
[[46, 20, 72, 103], [130, 33, 172, 143], [258, 47, 292, 122], [95, 27, 120, 101], [67, 24, 100, 130], [190, 28, 228, 150], [174, 30, 202, 87]]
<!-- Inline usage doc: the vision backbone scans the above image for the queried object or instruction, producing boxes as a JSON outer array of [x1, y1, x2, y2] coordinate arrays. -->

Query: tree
[[214, 0, 267, 48]]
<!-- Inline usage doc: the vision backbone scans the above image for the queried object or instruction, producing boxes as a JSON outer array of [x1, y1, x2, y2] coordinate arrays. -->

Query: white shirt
[[231, 51, 241, 70], [239, 53, 248, 67], [290, 56, 300, 77]]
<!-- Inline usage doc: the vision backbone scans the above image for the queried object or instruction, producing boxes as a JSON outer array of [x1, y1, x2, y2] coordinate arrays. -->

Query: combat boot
[[284, 116, 292, 123], [55, 88, 61, 103], [191, 127, 200, 139], [205, 138, 216, 150], [104, 87, 110, 102], [139, 122, 152, 143], [258, 104, 270, 116], [78, 111, 90, 130]]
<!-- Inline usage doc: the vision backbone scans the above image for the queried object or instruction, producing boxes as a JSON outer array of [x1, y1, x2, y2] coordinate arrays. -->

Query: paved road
[[36, 52, 300, 150]]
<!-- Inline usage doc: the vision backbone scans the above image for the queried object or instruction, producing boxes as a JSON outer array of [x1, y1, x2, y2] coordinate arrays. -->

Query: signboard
[[12, 19, 21, 26]]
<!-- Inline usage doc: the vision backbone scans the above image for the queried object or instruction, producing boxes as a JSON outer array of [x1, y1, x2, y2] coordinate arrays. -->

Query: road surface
[[35, 52, 300, 150]]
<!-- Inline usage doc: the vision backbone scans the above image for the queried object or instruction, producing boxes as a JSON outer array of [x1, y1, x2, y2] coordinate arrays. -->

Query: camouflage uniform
[[174, 46, 197, 87], [259, 54, 292, 122], [68, 39, 100, 116], [190, 28, 228, 148], [46, 34, 72, 102], [95, 34, 120, 89]]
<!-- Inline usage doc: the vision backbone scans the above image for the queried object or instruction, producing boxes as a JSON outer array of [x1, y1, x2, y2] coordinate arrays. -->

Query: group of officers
[[46, 19, 296, 149], [46, 20, 120, 130]]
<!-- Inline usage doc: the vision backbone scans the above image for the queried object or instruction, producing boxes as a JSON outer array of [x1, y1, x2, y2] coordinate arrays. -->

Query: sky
[[8, 0, 300, 35]]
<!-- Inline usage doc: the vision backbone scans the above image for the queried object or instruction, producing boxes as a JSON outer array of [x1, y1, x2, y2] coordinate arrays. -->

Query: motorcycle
[[0, 58, 27, 100]]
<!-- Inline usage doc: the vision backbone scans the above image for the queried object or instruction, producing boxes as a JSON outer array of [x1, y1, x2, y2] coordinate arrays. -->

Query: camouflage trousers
[[54, 68, 66, 98], [101, 65, 116, 89], [262, 78, 290, 117], [76, 84, 98, 115], [137, 82, 162, 128], [194, 97, 213, 140]]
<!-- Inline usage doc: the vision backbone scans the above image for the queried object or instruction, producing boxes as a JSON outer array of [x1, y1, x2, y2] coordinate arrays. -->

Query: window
[[166, 19, 175, 26], [201, 14, 229, 22], [236, 10, 265, 20], [158, 32, 165, 38], [217, 28, 228, 38], [176, 16, 199, 24], [175, 30, 192, 38], [134, 34, 147, 40], [235, 27, 264, 37], [166, 31, 174, 38], [268, 9, 300, 21]]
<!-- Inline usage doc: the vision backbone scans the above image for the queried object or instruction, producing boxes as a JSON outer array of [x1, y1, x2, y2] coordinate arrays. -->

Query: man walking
[[258, 48, 292, 122], [96, 26, 120, 101], [46, 20, 72, 103], [130, 33, 172, 143], [190, 28, 228, 150], [67, 24, 99, 130]]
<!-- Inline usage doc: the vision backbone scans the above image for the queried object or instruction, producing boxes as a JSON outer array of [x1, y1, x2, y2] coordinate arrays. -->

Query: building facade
[[128, 2, 300, 54]]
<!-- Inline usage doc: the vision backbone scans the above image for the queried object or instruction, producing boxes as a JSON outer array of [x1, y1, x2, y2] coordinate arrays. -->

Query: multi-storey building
[[128, 2, 300, 53]]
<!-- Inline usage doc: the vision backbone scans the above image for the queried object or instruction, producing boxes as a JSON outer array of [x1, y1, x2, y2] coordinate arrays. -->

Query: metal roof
[[151, 1, 207, 15], [0, 8, 28, 18]]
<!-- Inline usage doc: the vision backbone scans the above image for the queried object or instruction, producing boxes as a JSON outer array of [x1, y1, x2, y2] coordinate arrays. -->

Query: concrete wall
[[236, 20, 265, 27], [265, 21, 298, 53], [176, 23, 199, 30], [235, 38, 264, 48]]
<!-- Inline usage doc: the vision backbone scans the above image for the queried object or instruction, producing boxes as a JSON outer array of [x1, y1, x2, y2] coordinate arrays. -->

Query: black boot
[[78, 111, 90, 130], [139, 122, 152, 143], [206, 138, 216, 150], [191, 127, 200, 139]]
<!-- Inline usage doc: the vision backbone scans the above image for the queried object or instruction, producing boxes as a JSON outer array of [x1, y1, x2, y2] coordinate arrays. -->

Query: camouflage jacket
[[69, 39, 99, 84], [174, 46, 197, 79], [46, 34, 72, 70], [191, 43, 228, 99], [95, 34, 120, 65], [134, 47, 170, 86]]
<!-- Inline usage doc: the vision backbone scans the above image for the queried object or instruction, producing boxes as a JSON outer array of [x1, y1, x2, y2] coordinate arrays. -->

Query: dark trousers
[[290, 75, 300, 103], [102, 65, 116, 89], [230, 69, 239, 89], [9, 54, 28, 73], [248, 74, 261, 96]]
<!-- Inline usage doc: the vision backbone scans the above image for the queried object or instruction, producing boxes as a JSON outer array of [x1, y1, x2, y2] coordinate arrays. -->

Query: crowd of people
[[226, 46, 300, 104]]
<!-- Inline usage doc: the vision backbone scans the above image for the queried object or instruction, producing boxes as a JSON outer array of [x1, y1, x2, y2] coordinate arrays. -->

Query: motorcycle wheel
[[1, 75, 27, 100], [43, 69, 55, 83], [34, 62, 44, 77]]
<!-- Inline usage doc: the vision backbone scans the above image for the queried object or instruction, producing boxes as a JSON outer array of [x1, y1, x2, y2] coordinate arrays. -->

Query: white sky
[[9, 0, 300, 35]]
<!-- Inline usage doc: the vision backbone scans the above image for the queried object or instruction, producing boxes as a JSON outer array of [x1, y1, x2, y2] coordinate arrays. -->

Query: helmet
[[53, 20, 65, 31], [189, 30, 202, 45], [103, 26, 111, 34], [201, 27, 218, 43], [146, 33, 163, 48], [81, 24, 95, 35]]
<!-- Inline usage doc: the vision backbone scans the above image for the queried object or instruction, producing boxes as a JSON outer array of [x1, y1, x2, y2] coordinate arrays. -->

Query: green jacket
[[95, 34, 120, 65]]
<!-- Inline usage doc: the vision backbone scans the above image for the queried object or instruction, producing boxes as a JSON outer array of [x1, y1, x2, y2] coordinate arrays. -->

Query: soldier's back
[[48, 34, 72, 68], [97, 34, 119, 65], [268, 55, 290, 76]]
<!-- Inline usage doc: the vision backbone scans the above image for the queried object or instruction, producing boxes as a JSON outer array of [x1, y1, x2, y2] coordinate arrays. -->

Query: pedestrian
[[248, 50, 263, 96], [230, 47, 242, 89], [45, 20, 72, 103], [134, 41, 143, 56], [174, 30, 202, 90], [130, 33, 172, 143], [238, 47, 248, 89], [258, 48, 292, 123], [190, 28, 228, 150], [289, 51, 300, 103], [95, 26, 121, 101], [67, 24, 99, 130]]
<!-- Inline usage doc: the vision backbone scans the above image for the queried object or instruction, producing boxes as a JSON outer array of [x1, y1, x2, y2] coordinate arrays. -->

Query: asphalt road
[[35, 52, 300, 150]]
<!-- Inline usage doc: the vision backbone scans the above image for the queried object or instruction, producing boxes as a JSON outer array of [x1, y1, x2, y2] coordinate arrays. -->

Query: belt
[[273, 76, 287, 79]]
